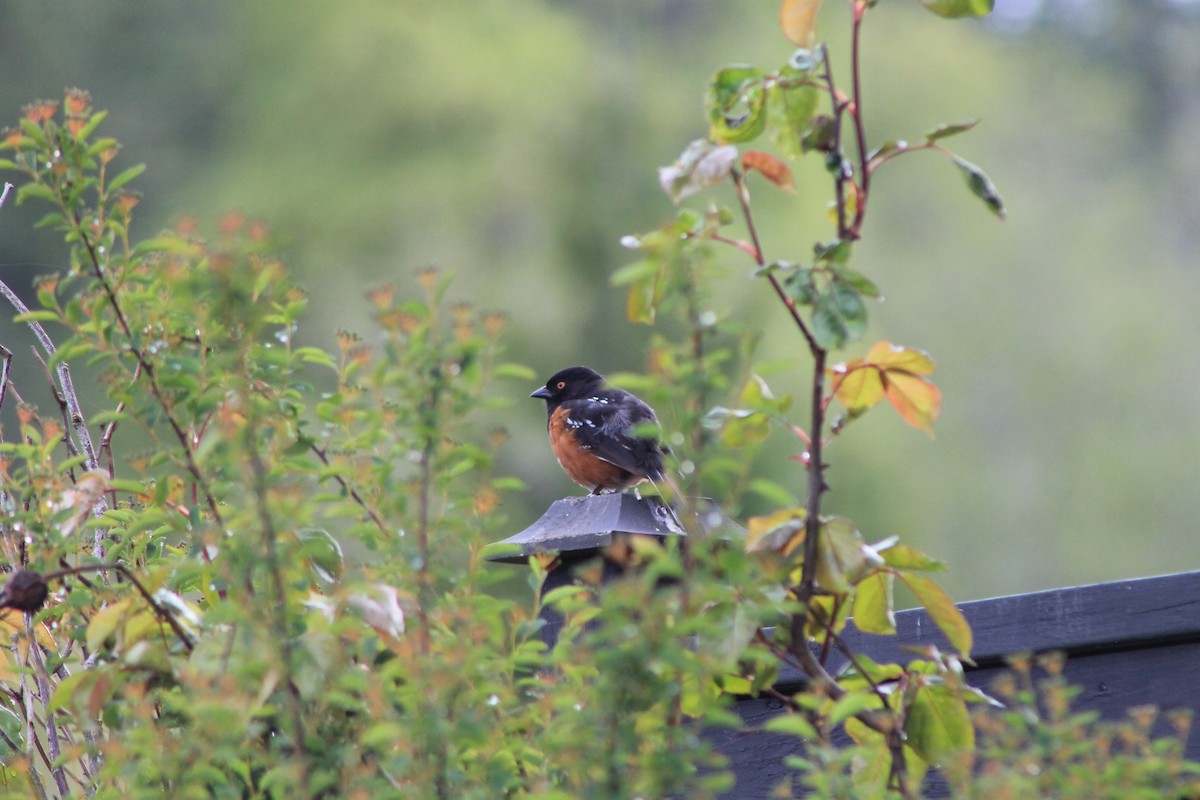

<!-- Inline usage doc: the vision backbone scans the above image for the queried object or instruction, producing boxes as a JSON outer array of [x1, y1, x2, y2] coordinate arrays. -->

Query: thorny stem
[[798, 347, 826, 599]]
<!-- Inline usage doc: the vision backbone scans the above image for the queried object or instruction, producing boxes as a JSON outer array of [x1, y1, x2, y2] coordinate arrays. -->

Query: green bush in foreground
[[0, 3, 1196, 798]]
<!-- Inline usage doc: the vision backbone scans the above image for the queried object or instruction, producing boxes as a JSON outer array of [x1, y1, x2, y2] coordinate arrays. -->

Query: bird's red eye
[[556, 381, 566, 390]]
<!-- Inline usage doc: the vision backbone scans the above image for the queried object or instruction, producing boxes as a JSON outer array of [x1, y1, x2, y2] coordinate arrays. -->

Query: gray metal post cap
[[484, 494, 684, 564]]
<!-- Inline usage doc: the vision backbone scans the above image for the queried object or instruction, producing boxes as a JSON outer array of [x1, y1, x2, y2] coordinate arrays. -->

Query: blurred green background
[[2, 0, 1198, 602]]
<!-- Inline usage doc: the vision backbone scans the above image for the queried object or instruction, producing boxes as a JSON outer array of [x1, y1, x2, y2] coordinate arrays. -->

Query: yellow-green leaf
[[902, 574, 972, 657], [867, 341, 936, 375], [922, 0, 994, 18], [815, 516, 868, 594], [828, 689, 880, 726], [853, 571, 895, 635], [831, 361, 884, 412], [905, 682, 975, 764], [745, 507, 806, 554], [765, 713, 818, 739], [87, 599, 132, 653], [881, 543, 946, 572]]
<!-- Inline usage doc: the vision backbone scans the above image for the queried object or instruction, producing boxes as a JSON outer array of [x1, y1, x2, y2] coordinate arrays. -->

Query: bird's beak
[[530, 386, 551, 400]]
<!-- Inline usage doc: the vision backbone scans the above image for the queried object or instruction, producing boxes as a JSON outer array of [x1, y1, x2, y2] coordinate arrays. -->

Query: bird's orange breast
[[548, 407, 638, 493]]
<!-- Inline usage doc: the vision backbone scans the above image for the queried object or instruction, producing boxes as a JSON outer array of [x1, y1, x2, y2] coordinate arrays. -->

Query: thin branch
[[848, 0, 871, 236], [43, 563, 194, 653], [0, 278, 105, 479], [0, 182, 12, 211], [729, 171, 821, 353], [309, 445, 387, 535], [0, 345, 12, 413], [18, 653, 50, 800], [68, 214, 225, 534], [26, 625, 69, 797]]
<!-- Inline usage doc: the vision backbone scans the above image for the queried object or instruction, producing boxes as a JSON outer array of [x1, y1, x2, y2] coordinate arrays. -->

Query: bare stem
[[0, 279, 105, 480], [26, 626, 69, 797], [848, 0, 871, 235]]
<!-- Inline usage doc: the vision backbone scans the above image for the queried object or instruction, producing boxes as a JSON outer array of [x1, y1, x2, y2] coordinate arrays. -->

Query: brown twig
[[68, 214, 225, 536], [309, 445, 387, 535], [42, 564, 194, 653]]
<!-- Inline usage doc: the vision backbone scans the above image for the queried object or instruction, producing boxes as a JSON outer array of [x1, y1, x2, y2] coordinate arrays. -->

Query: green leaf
[[764, 713, 818, 739], [830, 265, 879, 298], [952, 155, 1005, 219], [853, 571, 895, 634], [815, 516, 874, 593], [13, 310, 60, 323], [15, 182, 55, 206], [493, 362, 536, 381], [76, 110, 109, 142], [829, 689, 880, 726], [107, 163, 146, 194], [766, 74, 819, 158], [812, 281, 867, 349], [610, 258, 659, 287], [902, 574, 972, 657], [49, 671, 97, 714], [922, 0, 994, 17], [746, 477, 797, 507], [925, 119, 978, 142], [905, 682, 974, 764], [706, 66, 768, 144], [783, 266, 817, 306]]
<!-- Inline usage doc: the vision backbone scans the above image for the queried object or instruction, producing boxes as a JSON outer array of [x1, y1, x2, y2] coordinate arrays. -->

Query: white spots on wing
[[589, 396, 610, 404]]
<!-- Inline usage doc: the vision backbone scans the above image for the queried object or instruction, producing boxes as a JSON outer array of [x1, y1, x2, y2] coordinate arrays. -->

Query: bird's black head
[[530, 365, 605, 405]]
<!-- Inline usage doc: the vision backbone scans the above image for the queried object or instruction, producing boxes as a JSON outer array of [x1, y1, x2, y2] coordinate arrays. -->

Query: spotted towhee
[[531, 366, 666, 495]]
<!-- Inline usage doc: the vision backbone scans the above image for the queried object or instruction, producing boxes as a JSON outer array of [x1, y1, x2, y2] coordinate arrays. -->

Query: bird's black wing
[[561, 390, 665, 480]]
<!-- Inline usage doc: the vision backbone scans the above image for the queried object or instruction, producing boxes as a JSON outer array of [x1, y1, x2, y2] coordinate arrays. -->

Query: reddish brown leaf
[[742, 151, 796, 192]]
